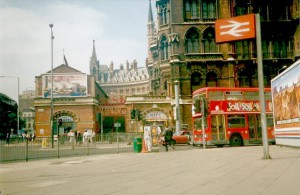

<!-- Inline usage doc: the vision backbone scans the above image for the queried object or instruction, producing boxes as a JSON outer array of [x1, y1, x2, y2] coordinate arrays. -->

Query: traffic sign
[[215, 14, 256, 43], [114, 122, 121, 128]]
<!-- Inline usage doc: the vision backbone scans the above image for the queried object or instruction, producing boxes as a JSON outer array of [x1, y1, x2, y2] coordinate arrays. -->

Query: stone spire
[[148, 0, 154, 24], [90, 40, 99, 78], [147, 0, 156, 64], [92, 40, 97, 61]]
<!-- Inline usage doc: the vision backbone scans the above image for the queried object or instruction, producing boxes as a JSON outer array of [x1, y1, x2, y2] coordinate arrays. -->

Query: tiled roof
[[46, 64, 82, 74], [98, 66, 149, 84]]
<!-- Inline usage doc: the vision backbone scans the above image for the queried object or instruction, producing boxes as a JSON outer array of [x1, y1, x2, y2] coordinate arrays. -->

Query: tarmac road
[[0, 145, 300, 195]]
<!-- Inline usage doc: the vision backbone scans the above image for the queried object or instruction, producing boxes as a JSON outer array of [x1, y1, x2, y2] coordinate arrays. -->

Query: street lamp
[[0, 76, 19, 134], [277, 65, 287, 75], [49, 24, 54, 147], [174, 80, 180, 135]]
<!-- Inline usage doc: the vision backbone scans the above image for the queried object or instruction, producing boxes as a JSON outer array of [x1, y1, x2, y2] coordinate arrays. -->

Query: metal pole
[[17, 77, 19, 134], [201, 98, 206, 149], [255, 14, 271, 159], [101, 112, 103, 143], [174, 80, 180, 135], [49, 24, 54, 148]]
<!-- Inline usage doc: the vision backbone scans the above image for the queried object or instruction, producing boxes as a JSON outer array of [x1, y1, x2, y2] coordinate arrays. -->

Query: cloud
[[0, 1, 148, 100]]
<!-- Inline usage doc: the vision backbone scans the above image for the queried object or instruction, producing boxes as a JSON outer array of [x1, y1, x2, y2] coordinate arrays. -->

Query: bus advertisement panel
[[192, 87, 275, 147], [271, 60, 300, 147]]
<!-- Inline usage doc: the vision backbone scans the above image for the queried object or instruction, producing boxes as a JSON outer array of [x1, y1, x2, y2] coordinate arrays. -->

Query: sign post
[[114, 122, 121, 153], [255, 14, 271, 159], [215, 14, 271, 159]]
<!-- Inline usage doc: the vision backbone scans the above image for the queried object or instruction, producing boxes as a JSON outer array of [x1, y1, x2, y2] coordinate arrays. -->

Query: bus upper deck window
[[225, 91, 243, 100], [208, 91, 224, 100], [244, 92, 259, 100]]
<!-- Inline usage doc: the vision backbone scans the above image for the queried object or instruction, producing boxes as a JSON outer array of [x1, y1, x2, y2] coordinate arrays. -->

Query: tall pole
[[49, 24, 54, 148], [201, 98, 206, 149], [255, 14, 271, 159], [17, 77, 19, 133], [174, 80, 180, 135]]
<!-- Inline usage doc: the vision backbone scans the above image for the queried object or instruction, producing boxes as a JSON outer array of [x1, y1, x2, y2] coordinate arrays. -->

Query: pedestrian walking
[[6, 131, 10, 145], [164, 127, 174, 152], [67, 130, 76, 149], [144, 126, 152, 152], [76, 131, 81, 145], [89, 130, 95, 143], [83, 130, 89, 146]]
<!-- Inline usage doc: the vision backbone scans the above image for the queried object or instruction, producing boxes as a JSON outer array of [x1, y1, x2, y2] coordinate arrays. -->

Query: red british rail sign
[[215, 14, 256, 43]]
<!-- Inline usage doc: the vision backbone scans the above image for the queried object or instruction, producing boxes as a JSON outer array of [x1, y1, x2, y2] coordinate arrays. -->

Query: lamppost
[[0, 76, 20, 134], [49, 24, 54, 147], [174, 80, 180, 135], [277, 65, 287, 75]]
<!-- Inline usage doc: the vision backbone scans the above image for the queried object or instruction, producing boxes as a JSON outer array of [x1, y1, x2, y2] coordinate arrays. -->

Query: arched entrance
[[142, 108, 169, 129], [53, 110, 77, 135]]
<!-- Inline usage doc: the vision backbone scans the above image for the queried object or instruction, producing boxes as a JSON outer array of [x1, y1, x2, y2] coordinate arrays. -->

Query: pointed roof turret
[[92, 40, 97, 60], [148, 0, 154, 24]]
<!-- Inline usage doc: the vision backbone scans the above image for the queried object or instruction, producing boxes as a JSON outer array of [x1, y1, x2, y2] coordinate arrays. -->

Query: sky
[[0, 0, 155, 102]]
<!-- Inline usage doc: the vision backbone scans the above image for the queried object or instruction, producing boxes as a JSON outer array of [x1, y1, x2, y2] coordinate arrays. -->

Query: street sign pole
[[255, 14, 271, 159], [201, 98, 206, 149]]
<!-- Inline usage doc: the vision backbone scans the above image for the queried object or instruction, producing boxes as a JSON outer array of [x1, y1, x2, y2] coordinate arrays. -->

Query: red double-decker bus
[[192, 87, 275, 147]]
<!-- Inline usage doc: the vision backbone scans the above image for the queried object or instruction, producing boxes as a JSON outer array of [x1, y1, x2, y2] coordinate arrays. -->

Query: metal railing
[[0, 133, 143, 162]]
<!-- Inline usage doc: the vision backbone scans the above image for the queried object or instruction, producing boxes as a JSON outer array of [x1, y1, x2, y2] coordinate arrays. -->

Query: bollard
[[42, 138, 47, 148]]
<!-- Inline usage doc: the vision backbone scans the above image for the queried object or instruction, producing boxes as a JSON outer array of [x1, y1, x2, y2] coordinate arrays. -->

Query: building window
[[238, 68, 252, 87], [191, 72, 202, 92], [185, 28, 200, 53], [235, 40, 251, 59], [234, 1, 249, 16], [185, 0, 199, 20], [202, 0, 216, 20], [160, 35, 169, 60], [202, 27, 216, 53], [206, 71, 218, 87], [159, 4, 169, 26]]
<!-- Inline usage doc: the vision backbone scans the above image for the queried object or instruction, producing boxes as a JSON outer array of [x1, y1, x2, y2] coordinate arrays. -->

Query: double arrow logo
[[220, 21, 250, 37], [215, 14, 256, 43]]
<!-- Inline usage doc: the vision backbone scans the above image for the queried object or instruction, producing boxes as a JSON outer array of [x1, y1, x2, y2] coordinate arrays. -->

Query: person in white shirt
[[144, 126, 152, 152], [67, 130, 76, 149], [83, 130, 89, 145]]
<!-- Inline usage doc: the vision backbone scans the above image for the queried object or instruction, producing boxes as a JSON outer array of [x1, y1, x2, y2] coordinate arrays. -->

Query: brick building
[[134, 0, 300, 131], [34, 63, 108, 137]]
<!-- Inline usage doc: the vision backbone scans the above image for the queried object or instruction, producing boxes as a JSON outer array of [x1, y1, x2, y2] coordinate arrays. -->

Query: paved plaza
[[1, 145, 300, 195]]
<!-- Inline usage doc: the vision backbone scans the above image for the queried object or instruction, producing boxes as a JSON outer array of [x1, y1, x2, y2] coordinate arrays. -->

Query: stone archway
[[53, 110, 78, 135], [142, 107, 170, 127]]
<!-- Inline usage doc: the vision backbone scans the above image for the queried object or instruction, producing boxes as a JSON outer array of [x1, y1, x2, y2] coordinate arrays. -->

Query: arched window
[[185, 28, 200, 53], [191, 72, 202, 92], [202, 27, 216, 53], [160, 36, 169, 60], [206, 71, 218, 87]]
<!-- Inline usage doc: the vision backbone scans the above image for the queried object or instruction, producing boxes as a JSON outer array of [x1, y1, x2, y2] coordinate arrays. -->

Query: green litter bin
[[133, 138, 142, 153]]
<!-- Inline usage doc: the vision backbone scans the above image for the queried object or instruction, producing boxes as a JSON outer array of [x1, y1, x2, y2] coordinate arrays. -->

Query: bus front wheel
[[230, 134, 243, 147]]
